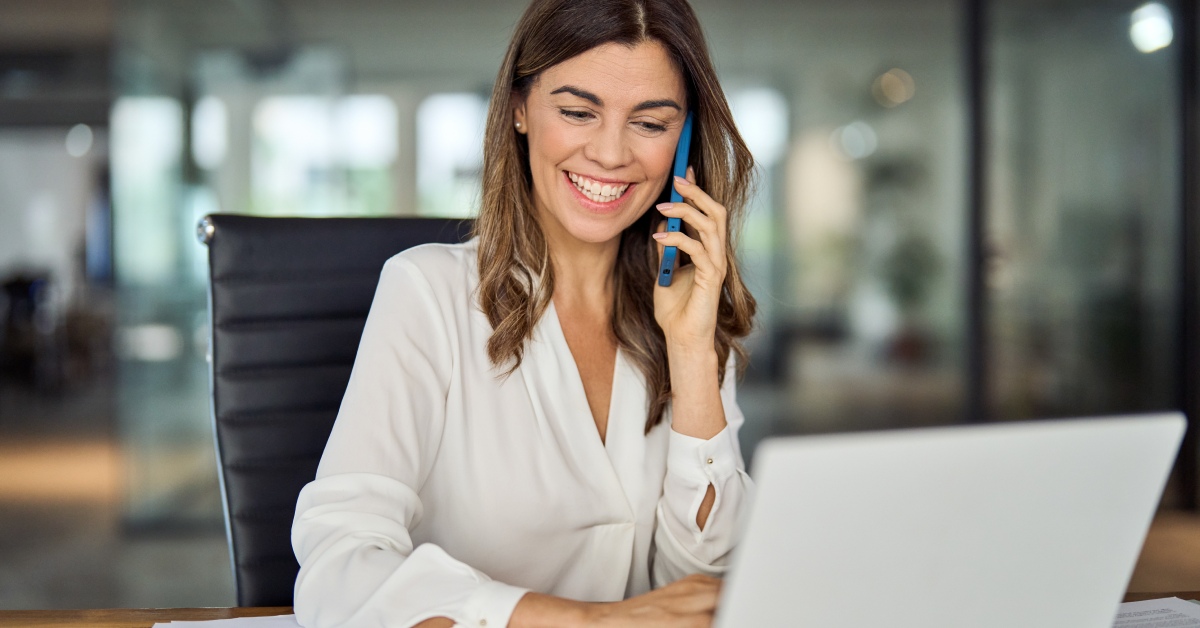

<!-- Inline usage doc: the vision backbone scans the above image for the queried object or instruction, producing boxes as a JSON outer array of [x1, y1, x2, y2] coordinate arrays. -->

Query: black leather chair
[[199, 214, 473, 607]]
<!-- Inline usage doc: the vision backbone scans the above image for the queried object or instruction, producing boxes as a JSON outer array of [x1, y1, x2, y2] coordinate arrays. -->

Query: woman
[[292, 0, 757, 626]]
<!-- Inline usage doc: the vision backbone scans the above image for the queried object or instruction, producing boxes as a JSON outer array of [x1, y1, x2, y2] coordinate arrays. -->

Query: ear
[[513, 94, 528, 135]]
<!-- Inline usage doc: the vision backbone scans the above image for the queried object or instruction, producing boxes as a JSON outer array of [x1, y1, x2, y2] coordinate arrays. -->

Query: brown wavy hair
[[474, 0, 756, 433]]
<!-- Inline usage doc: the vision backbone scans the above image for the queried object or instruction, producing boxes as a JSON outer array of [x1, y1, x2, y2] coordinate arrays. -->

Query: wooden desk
[[0, 607, 292, 627], [2, 596, 1198, 626]]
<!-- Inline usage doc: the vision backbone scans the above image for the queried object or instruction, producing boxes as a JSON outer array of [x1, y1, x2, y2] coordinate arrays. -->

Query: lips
[[568, 171, 630, 204]]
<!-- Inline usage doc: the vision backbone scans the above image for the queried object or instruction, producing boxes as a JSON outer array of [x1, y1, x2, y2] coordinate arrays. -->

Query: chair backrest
[[200, 214, 473, 607]]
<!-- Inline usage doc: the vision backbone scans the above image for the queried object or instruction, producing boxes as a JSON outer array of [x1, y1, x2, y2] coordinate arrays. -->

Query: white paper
[[152, 614, 301, 627], [1114, 597, 1200, 627]]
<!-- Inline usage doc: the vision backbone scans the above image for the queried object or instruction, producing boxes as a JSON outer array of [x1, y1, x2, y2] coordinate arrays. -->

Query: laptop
[[715, 413, 1185, 628]]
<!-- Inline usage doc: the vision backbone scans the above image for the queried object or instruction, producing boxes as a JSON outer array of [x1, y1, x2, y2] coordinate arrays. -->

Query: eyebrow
[[550, 85, 682, 112]]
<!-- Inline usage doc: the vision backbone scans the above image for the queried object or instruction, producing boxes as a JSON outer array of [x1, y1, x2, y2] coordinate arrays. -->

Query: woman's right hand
[[584, 574, 722, 627]]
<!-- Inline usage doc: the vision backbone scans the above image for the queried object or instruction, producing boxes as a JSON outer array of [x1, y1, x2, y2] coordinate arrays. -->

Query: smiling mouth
[[567, 171, 631, 204]]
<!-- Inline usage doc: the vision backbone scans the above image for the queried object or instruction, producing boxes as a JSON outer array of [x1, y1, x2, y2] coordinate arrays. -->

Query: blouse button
[[480, 621, 487, 627], [706, 458, 714, 464]]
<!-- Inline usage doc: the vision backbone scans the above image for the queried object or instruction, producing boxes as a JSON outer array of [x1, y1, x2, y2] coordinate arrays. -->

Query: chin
[[560, 217, 632, 245]]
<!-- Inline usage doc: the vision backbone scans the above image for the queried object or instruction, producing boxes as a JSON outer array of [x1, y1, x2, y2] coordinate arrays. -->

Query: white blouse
[[291, 239, 753, 628]]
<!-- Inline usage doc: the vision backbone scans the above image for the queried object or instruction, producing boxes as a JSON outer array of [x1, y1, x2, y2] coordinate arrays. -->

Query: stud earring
[[515, 121, 522, 129]]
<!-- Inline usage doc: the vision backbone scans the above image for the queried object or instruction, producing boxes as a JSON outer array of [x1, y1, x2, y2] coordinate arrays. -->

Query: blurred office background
[[1, 0, 1199, 608]]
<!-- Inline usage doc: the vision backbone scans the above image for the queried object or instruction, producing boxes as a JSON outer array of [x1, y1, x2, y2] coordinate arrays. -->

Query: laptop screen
[[716, 413, 1184, 628]]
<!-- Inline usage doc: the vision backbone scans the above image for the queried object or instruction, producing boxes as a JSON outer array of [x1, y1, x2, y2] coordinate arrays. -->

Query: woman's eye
[[637, 121, 668, 133], [560, 109, 593, 121]]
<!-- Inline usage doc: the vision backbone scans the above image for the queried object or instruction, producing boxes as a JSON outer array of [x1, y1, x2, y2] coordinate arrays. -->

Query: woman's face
[[514, 40, 688, 249]]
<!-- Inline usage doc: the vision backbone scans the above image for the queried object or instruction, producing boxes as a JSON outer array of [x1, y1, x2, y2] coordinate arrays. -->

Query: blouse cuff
[[667, 425, 739, 487], [456, 580, 529, 628]]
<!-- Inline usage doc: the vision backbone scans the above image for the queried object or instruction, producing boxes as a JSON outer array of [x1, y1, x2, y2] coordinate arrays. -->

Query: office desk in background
[[0, 594, 1194, 627]]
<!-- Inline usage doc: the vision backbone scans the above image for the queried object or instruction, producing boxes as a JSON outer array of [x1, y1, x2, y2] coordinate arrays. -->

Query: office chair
[[199, 214, 473, 607]]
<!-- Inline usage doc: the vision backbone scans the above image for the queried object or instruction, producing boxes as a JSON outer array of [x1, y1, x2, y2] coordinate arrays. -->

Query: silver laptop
[[716, 413, 1185, 628]]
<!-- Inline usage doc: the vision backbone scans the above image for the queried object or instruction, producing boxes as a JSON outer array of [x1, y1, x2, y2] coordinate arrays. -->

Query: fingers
[[656, 202, 726, 282], [652, 230, 719, 283], [657, 202, 720, 256], [673, 169, 727, 236], [676, 574, 722, 598], [677, 573, 723, 594], [680, 573, 722, 585], [594, 575, 720, 627]]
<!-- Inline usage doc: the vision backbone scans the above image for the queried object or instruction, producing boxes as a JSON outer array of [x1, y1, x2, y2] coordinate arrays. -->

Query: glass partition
[[986, 0, 1181, 420], [701, 0, 968, 448]]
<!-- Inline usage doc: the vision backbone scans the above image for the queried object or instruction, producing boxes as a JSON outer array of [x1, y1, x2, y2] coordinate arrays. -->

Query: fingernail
[[652, 232, 668, 240], [674, 176, 689, 186], [656, 202, 673, 211]]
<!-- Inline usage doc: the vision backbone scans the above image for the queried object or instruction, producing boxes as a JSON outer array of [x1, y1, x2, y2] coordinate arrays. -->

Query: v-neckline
[[548, 299, 620, 447], [521, 299, 650, 520]]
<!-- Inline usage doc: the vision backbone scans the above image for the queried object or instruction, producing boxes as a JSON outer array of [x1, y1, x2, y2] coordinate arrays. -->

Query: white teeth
[[568, 172, 628, 203]]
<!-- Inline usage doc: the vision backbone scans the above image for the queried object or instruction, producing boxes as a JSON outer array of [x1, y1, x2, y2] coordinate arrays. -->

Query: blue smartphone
[[657, 111, 694, 287]]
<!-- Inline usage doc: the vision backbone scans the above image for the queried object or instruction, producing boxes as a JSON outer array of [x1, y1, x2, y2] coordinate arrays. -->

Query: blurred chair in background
[[200, 214, 473, 606]]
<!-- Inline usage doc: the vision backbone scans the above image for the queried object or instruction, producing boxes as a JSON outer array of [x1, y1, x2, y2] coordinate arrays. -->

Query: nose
[[583, 120, 631, 170]]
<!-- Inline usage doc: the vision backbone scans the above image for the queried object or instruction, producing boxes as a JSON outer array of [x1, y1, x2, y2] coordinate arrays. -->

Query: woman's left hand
[[653, 166, 728, 352]]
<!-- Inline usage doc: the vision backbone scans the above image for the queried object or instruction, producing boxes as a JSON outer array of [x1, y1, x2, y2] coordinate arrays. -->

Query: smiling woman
[[515, 42, 685, 246], [479, 0, 756, 435], [291, 1, 757, 627], [513, 39, 689, 460]]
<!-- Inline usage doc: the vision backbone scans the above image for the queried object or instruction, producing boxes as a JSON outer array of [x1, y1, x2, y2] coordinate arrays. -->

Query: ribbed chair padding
[[202, 214, 473, 607]]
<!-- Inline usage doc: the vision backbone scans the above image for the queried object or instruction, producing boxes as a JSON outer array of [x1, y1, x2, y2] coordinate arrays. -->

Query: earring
[[515, 121, 522, 130]]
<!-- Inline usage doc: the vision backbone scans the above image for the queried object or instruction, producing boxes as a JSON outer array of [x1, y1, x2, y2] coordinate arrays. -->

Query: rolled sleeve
[[456, 581, 530, 628], [652, 359, 755, 587], [654, 427, 753, 582], [666, 425, 741, 490]]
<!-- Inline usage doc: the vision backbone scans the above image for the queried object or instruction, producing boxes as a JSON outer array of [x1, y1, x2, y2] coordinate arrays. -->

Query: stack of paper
[[1115, 597, 1200, 627]]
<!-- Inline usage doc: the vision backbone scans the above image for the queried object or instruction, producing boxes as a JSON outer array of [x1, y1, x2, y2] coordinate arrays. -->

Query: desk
[[0, 607, 292, 627], [1, 597, 1197, 626]]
